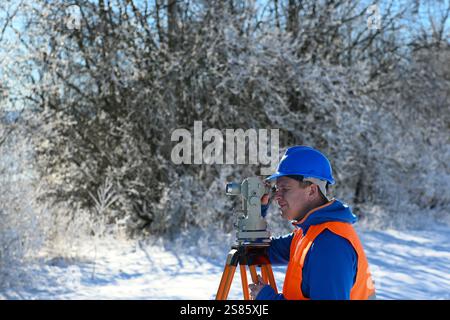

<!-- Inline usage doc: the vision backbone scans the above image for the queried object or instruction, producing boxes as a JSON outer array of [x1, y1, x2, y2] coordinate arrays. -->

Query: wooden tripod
[[216, 244, 278, 300]]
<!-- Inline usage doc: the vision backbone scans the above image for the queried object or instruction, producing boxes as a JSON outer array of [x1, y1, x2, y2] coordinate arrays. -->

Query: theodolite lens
[[225, 182, 241, 195]]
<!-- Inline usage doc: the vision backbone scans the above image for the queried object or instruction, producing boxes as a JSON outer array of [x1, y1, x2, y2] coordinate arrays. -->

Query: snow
[[361, 225, 450, 300], [1, 225, 450, 300]]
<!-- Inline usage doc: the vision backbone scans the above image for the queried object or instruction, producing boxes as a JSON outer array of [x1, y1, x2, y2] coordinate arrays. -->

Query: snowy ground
[[1, 225, 450, 300]]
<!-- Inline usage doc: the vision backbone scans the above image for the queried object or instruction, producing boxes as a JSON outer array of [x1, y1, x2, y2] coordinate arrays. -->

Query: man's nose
[[274, 190, 282, 201]]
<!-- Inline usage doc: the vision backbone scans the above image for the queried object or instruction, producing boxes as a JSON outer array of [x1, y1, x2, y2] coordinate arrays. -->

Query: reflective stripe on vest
[[283, 221, 376, 300]]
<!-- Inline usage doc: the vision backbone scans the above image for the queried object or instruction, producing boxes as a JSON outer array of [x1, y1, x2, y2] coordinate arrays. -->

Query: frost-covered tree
[[1, 0, 448, 238], [0, 109, 49, 288]]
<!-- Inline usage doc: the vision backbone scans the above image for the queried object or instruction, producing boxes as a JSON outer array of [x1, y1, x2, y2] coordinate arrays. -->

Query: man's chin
[[280, 210, 289, 220]]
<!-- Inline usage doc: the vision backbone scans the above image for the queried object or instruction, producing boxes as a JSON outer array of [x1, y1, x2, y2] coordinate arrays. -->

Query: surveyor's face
[[274, 176, 311, 221]]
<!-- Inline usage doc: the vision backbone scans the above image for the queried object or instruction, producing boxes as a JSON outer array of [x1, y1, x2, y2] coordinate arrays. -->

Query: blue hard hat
[[265, 146, 335, 184]]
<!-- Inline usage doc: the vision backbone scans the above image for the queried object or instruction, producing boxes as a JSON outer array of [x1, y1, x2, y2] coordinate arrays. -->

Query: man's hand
[[261, 181, 273, 205], [249, 275, 267, 300]]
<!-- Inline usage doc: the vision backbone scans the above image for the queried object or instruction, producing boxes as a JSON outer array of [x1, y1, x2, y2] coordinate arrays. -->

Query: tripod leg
[[240, 265, 250, 300], [249, 264, 258, 283], [216, 264, 230, 300], [262, 264, 278, 294], [216, 265, 236, 300], [261, 265, 269, 284]]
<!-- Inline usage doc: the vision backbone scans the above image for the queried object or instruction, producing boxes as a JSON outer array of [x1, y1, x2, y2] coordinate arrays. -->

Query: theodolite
[[216, 177, 278, 300]]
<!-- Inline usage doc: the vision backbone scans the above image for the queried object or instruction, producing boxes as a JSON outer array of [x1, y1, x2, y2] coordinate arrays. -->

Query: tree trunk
[[287, 0, 299, 37], [167, 0, 178, 51]]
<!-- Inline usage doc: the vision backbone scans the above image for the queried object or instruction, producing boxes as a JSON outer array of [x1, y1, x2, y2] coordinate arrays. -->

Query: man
[[249, 146, 375, 300]]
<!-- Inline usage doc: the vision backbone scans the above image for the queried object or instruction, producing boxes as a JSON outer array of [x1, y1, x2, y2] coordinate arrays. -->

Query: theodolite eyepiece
[[225, 182, 241, 195]]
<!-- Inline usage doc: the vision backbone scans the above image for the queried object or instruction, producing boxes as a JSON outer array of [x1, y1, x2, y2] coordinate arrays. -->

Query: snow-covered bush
[[0, 112, 49, 288]]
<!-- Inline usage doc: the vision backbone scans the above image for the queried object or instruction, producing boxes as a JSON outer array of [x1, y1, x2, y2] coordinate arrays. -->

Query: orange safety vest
[[283, 221, 376, 300]]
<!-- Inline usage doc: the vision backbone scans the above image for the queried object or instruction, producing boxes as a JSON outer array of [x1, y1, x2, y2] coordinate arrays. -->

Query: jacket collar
[[291, 199, 336, 228]]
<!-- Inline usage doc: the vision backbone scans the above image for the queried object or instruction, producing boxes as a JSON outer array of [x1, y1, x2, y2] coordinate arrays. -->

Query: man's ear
[[308, 184, 319, 198]]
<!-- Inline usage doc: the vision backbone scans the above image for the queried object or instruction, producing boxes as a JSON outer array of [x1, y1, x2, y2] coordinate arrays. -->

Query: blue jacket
[[257, 200, 358, 300]]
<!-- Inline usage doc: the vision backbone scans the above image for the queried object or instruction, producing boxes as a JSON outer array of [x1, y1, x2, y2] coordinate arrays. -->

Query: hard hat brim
[[265, 172, 335, 185]]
